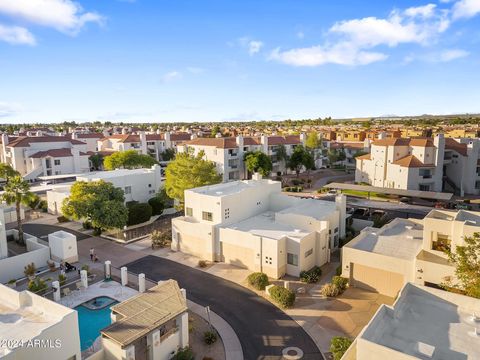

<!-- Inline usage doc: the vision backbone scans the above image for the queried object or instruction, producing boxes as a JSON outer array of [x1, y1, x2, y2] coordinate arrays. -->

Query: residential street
[[126, 255, 322, 360]]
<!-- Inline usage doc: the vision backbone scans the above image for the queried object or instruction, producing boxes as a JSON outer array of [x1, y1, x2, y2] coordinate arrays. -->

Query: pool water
[[75, 296, 118, 351]]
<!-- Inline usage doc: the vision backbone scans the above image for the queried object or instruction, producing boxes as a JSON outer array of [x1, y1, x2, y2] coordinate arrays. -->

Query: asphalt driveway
[[22, 223, 90, 240], [126, 255, 322, 360]]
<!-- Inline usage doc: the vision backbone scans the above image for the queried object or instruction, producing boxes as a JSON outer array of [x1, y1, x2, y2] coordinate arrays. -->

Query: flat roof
[[0, 285, 73, 357], [324, 182, 453, 201], [276, 197, 337, 221], [37, 173, 83, 180], [361, 283, 480, 359], [345, 218, 423, 260], [224, 211, 310, 241], [78, 168, 160, 180], [189, 178, 279, 197]]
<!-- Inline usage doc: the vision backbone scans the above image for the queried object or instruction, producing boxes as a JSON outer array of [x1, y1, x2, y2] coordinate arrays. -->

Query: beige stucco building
[[172, 175, 346, 278], [341, 209, 480, 297]]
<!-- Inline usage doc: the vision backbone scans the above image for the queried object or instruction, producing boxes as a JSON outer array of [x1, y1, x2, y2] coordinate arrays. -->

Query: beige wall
[[172, 218, 215, 261]]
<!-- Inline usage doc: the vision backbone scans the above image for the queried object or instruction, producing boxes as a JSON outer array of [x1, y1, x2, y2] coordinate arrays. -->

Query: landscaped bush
[[127, 202, 153, 226], [82, 221, 92, 230], [330, 336, 353, 360], [148, 196, 165, 215], [39, 200, 48, 212], [57, 215, 69, 223], [203, 330, 217, 345], [28, 278, 47, 294], [300, 266, 322, 283], [247, 272, 269, 290], [269, 285, 296, 308], [151, 230, 171, 248], [93, 227, 102, 236], [58, 273, 67, 286], [24, 262, 36, 278], [332, 276, 348, 292], [336, 265, 342, 276], [198, 260, 208, 268], [172, 346, 194, 360], [320, 283, 341, 297]]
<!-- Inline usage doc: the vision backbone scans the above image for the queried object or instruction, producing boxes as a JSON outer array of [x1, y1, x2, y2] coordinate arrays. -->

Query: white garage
[[351, 263, 405, 297]]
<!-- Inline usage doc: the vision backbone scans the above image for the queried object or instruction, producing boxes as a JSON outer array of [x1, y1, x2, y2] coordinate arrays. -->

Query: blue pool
[[75, 296, 118, 351]]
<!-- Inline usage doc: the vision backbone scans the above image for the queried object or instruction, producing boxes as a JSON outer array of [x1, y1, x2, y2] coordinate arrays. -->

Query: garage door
[[351, 263, 404, 298], [221, 242, 255, 270]]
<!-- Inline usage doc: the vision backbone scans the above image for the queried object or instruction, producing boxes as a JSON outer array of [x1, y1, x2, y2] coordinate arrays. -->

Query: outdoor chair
[[62, 288, 71, 297]]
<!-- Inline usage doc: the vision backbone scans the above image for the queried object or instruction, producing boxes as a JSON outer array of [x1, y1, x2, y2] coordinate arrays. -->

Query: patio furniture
[[62, 288, 71, 297]]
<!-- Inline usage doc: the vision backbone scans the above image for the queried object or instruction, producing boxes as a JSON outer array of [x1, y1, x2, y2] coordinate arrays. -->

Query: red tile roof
[[30, 148, 79, 158], [356, 153, 371, 160], [7, 136, 85, 148], [392, 155, 434, 168], [184, 137, 238, 149], [445, 138, 468, 156]]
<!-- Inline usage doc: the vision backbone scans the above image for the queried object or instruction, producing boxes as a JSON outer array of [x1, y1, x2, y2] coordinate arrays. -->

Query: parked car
[[399, 197, 412, 204]]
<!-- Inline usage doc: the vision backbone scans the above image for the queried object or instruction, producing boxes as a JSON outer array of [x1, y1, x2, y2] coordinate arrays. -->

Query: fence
[[109, 265, 158, 291]]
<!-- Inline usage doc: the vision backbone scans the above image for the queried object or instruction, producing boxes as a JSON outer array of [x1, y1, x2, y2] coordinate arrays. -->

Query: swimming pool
[[75, 296, 118, 351]]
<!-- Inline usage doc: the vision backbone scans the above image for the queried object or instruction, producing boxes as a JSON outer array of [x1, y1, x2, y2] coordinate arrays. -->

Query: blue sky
[[0, 0, 480, 123]]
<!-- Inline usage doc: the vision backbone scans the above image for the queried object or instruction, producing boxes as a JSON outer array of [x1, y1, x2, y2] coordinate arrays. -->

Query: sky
[[1, 0, 480, 124]]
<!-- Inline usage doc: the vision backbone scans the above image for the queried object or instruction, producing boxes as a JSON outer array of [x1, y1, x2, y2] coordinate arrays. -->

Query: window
[[186, 207, 193, 216], [224, 208, 230, 219], [202, 211, 213, 221], [148, 184, 152, 188], [265, 256, 272, 265], [124, 186, 131, 194], [334, 227, 339, 233], [476, 181, 480, 189], [54, 159, 61, 165], [287, 253, 298, 266], [432, 234, 451, 253], [305, 248, 313, 258]]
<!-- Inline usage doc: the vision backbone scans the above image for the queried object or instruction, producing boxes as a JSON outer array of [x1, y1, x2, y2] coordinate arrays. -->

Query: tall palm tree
[[1, 175, 34, 245], [0, 163, 20, 183]]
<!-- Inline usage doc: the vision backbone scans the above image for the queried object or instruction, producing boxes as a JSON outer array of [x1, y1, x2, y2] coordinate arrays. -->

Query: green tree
[[305, 132, 320, 151], [330, 336, 353, 360], [288, 145, 314, 176], [211, 124, 221, 137], [353, 150, 369, 158], [446, 233, 480, 298], [165, 151, 222, 207], [160, 148, 176, 161], [328, 148, 346, 165], [275, 144, 289, 175], [89, 154, 103, 171], [62, 180, 128, 231], [103, 150, 157, 170], [0, 176, 35, 245], [0, 163, 20, 181], [244, 151, 273, 177]]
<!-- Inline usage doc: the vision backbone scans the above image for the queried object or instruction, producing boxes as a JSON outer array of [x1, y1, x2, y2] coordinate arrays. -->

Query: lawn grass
[[341, 189, 390, 199]]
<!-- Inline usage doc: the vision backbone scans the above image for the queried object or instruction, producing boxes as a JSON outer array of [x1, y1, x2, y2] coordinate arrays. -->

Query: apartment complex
[[177, 134, 305, 182], [355, 135, 480, 195], [0, 284, 81, 360], [348, 283, 480, 360], [341, 209, 480, 297], [171, 175, 346, 278], [0, 134, 90, 181]]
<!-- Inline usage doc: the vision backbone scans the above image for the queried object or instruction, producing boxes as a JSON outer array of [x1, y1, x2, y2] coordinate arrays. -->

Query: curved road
[[22, 223, 90, 240], [126, 255, 322, 360]]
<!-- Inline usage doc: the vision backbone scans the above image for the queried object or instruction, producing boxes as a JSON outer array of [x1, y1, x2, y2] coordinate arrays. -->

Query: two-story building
[[171, 175, 346, 278]]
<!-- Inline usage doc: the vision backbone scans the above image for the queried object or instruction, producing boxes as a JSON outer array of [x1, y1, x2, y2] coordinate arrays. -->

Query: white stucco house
[[47, 165, 164, 215], [341, 209, 480, 297], [172, 175, 346, 278]]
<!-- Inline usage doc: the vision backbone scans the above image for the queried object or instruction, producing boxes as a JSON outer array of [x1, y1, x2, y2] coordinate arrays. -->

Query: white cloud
[[270, 42, 387, 67], [439, 48, 469, 61], [0, 0, 104, 35], [404, 4, 437, 18], [0, 24, 35, 45], [296, 31, 305, 39], [271, 4, 451, 67], [452, 0, 480, 19], [186, 67, 205, 74], [161, 71, 182, 83], [248, 40, 263, 55]]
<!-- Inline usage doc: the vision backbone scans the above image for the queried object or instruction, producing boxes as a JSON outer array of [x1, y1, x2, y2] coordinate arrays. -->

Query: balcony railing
[[160, 327, 178, 342]]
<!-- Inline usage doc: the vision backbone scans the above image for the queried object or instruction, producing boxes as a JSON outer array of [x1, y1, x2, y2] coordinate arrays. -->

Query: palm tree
[[1, 175, 35, 245], [0, 163, 20, 183]]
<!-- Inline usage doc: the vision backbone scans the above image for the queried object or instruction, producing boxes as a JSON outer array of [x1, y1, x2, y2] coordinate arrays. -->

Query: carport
[[324, 183, 453, 201]]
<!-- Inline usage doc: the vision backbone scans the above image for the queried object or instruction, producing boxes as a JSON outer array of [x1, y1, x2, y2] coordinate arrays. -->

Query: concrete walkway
[[187, 300, 243, 360]]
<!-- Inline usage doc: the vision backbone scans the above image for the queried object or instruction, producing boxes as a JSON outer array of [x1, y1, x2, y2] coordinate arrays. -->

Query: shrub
[[204, 330, 217, 345], [269, 285, 296, 308], [300, 266, 322, 284], [151, 230, 171, 248], [82, 221, 92, 230], [24, 262, 36, 277], [93, 227, 102, 236], [127, 203, 153, 226], [8, 279, 16, 285], [173, 347, 194, 360], [330, 336, 353, 360], [332, 276, 348, 292], [247, 272, 269, 290], [336, 265, 342, 276], [81, 264, 90, 275], [57, 215, 69, 223], [198, 260, 208, 268], [320, 283, 340, 297], [28, 278, 47, 294], [291, 179, 302, 186], [148, 196, 165, 216], [58, 274, 67, 286], [39, 200, 48, 212]]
